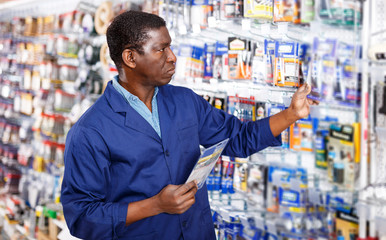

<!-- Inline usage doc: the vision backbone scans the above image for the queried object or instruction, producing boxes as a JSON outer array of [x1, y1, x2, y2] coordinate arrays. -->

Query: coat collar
[[104, 81, 129, 113], [104, 81, 163, 142]]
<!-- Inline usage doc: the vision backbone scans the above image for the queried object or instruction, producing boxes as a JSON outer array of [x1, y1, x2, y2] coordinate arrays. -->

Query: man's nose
[[166, 47, 177, 63]]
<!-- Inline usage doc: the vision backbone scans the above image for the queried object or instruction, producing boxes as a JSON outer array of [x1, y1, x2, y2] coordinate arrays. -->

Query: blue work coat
[[61, 81, 281, 239]]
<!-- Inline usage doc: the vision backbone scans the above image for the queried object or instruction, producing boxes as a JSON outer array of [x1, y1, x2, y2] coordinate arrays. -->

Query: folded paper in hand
[[186, 138, 229, 189]]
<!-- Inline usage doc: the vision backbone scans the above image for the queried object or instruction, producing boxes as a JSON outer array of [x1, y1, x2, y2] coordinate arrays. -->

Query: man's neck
[[118, 77, 155, 112]]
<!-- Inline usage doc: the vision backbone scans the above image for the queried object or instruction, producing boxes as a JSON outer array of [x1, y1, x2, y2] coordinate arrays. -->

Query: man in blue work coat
[[61, 10, 318, 240]]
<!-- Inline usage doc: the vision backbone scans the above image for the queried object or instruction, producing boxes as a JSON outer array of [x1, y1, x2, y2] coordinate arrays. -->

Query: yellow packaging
[[274, 42, 301, 87], [274, 58, 300, 87]]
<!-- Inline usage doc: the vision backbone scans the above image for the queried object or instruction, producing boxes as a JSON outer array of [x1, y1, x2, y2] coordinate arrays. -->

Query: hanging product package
[[244, 0, 273, 20], [335, 42, 361, 106], [54, 89, 76, 112], [191, 0, 213, 30], [292, 0, 301, 24], [228, 37, 251, 80], [273, 0, 295, 22], [24, 16, 38, 36], [289, 116, 313, 152], [204, 43, 215, 79], [274, 41, 301, 87], [212, 95, 226, 110], [309, 37, 338, 102], [277, 170, 308, 237], [299, 43, 311, 86], [56, 35, 69, 56], [251, 40, 267, 85], [255, 101, 266, 120], [319, 0, 342, 25], [266, 165, 292, 213], [212, 41, 228, 80], [94, 1, 114, 35], [264, 39, 276, 85], [319, 0, 361, 26], [233, 157, 248, 192], [267, 104, 289, 148], [60, 11, 76, 33], [327, 123, 360, 190], [175, 44, 205, 81], [300, 0, 315, 23], [247, 164, 268, 208], [77, 1, 99, 34], [221, 0, 243, 19], [313, 116, 338, 169], [221, 156, 235, 194]]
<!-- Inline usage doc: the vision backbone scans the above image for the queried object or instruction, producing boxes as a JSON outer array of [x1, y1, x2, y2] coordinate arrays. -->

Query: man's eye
[[159, 47, 165, 52]]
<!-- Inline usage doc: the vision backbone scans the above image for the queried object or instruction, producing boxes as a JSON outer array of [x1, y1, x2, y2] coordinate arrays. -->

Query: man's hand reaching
[[269, 83, 319, 137], [288, 83, 319, 120]]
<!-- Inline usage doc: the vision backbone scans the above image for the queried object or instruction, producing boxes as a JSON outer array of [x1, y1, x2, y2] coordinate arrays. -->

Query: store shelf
[[376, 216, 386, 235], [15, 224, 35, 240], [375, 127, 386, 142], [312, 101, 361, 112]]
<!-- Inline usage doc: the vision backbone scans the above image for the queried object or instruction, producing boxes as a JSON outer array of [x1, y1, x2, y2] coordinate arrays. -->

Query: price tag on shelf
[[237, 87, 249, 98], [266, 220, 277, 236], [261, 23, 270, 35], [250, 153, 265, 163], [186, 77, 194, 86], [269, 91, 283, 104], [266, 153, 281, 164], [255, 217, 265, 230], [194, 77, 203, 85], [208, 16, 217, 28], [309, 189, 321, 205], [277, 22, 288, 34], [192, 24, 201, 34], [209, 78, 218, 85], [284, 152, 297, 165], [241, 19, 251, 31], [310, 21, 322, 35], [178, 24, 188, 35]]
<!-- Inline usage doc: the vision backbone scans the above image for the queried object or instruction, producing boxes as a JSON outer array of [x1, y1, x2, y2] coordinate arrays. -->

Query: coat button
[[182, 221, 187, 227], [165, 150, 170, 157]]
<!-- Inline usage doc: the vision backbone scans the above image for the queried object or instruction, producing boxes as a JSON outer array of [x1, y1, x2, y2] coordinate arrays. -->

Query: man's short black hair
[[106, 10, 166, 69]]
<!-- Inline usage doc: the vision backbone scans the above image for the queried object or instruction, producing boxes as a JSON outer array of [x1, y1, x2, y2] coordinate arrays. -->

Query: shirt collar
[[112, 75, 159, 104]]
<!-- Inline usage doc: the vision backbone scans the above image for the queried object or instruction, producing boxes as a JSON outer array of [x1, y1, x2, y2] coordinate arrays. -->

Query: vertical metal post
[[359, 0, 370, 238]]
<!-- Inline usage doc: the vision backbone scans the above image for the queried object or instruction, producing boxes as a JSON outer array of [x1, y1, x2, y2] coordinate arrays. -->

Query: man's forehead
[[146, 27, 170, 39]]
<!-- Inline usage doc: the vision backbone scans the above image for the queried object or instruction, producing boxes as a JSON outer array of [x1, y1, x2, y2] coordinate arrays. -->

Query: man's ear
[[122, 49, 136, 68]]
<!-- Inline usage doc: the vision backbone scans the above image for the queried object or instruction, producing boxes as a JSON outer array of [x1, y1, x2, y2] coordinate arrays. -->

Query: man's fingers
[[176, 181, 198, 195], [295, 83, 311, 99], [299, 83, 311, 94], [175, 197, 196, 214], [307, 98, 319, 105], [304, 83, 312, 94], [181, 184, 198, 199], [298, 83, 307, 92]]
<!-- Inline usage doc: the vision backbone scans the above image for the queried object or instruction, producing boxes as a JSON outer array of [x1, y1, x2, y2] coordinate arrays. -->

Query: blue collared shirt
[[112, 76, 161, 138]]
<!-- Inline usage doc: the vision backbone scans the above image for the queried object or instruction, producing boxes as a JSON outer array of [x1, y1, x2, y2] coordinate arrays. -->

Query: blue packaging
[[204, 43, 215, 78], [213, 41, 228, 80]]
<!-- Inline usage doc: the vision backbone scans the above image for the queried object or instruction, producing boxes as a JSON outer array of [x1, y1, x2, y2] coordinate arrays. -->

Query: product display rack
[[0, 0, 384, 240], [164, 0, 375, 239]]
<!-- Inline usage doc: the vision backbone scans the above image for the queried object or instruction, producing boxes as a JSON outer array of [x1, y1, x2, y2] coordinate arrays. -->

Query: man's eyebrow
[[159, 42, 171, 47]]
